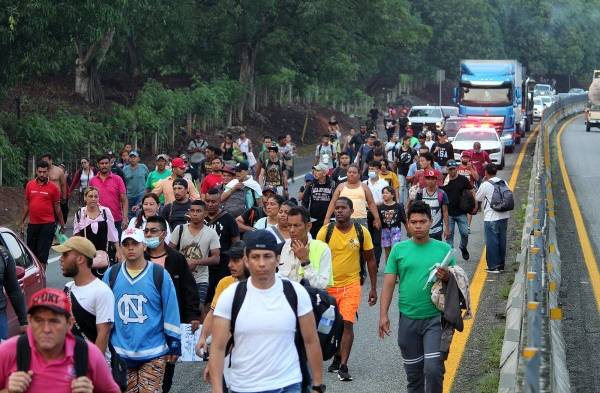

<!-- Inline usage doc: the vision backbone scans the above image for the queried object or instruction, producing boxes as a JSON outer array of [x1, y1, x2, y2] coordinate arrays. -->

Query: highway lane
[[43, 133, 532, 393], [554, 115, 600, 391]]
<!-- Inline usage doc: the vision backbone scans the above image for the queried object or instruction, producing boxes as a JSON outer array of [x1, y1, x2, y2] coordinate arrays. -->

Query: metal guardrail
[[499, 94, 587, 393]]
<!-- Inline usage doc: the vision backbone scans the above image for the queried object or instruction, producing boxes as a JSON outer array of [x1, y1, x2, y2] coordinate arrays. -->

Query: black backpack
[[488, 179, 514, 212], [17, 333, 87, 376], [324, 222, 367, 285], [458, 188, 476, 214]]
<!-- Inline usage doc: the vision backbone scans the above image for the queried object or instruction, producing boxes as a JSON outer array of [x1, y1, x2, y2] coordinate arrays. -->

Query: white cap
[[121, 227, 144, 244]]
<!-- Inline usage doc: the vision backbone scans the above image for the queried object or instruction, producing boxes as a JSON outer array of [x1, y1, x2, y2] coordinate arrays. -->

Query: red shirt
[[201, 173, 223, 194], [467, 150, 491, 178], [412, 169, 444, 189], [25, 179, 60, 224], [0, 329, 120, 393], [457, 165, 476, 185], [89, 172, 126, 221]]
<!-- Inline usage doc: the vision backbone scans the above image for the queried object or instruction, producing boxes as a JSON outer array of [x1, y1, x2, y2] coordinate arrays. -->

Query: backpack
[[458, 188, 476, 214], [324, 222, 367, 285], [227, 279, 343, 390], [488, 179, 514, 212], [17, 333, 88, 376]]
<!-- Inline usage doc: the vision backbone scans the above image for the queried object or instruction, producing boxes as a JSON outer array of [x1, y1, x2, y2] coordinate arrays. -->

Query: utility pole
[[437, 69, 445, 106]]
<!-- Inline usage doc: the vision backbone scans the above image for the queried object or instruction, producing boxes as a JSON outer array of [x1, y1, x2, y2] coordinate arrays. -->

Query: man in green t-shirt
[[379, 200, 455, 393], [145, 154, 172, 204]]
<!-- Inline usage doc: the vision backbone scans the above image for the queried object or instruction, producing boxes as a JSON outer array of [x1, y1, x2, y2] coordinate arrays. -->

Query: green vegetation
[[474, 325, 505, 393]]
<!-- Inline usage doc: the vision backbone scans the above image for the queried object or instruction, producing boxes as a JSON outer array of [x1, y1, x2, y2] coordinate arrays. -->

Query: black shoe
[[328, 356, 341, 373], [338, 364, 353, 381], [460, 247, 470, 261], [486, 268, 501, 274]]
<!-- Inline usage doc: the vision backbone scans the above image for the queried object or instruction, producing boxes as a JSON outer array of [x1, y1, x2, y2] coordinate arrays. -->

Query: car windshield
[[534, 85, 551, 95], [541, 97, 552, 104], [534, 98, 542, 105], [590, 104, 600, 111], [454, 131, 498, 142], [442, 107, 458, 117], [460, 86, 512, 107], [409, 108, 442, 118]]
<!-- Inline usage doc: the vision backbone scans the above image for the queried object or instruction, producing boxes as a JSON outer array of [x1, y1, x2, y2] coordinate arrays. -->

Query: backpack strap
[[108, 262, 123, 289], [73, 336, 89, 377], [324, 222, 336, 244], [173, 224, 184, 251], [16, 334, 31, 372], [153, 263, 164, 293], [282, 280, 310, 389], [226, 280, 248, 367], [353, 222, 364, 250]]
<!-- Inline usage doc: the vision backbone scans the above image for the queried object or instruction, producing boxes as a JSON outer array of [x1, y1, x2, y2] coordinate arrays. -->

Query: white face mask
[[368, 171, 377, 179]]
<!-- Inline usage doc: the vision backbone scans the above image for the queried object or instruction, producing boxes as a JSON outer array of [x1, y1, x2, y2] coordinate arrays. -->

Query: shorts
[[127, 356, 166, 393], [381, 227, 402, 248], [327, 281, 361, 323], [197, 282, 209, 305]]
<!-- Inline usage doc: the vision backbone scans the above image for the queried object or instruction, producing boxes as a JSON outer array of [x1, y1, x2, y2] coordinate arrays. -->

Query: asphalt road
[[43, 132, 530, 393], [554, 115, 600, 391]]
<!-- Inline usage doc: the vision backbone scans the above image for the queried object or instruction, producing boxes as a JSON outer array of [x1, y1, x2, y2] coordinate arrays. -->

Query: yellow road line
[[556, 116, 600, 313], [443, 126, 539, 393]]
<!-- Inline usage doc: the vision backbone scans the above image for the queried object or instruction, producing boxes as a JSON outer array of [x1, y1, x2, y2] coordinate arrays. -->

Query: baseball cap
[[447, 159, 459, 168], [461, 151, 472, 158], [121, 227, 144, 244], [262, 185, 277, 195], [171, 157, 186, 169], [368, 133, 377, 139], [222, 165, 235, 175], [267, 145, 279, 153], [438, 131, 447, 137], [224, 240, 246, 259], [304, 173, 315, 182], [28, 288, 71, 316], [424, 169, 439, 178], [156, 154, 169, 161], [418, 132, 427, 138], [244, 230, 280, 254], [129, 150, 140, 157], [313, 163, 329, 172], [52, 236, 97, 259], [235, 162, 249, 171], [107, 150, 115, 157]]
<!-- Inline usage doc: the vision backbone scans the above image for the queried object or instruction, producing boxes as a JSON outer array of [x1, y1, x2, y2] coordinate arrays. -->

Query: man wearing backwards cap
[[103, 228, 181, 392], [0, 287, 120, 393], [152, 157, 200, 204], [209, 230, 326, 393], [55, 237, 115, 354]]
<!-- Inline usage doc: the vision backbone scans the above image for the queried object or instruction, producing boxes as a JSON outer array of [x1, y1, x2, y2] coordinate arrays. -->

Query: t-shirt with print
[[415, 188, 448, 235], [378, 202, 406, 230], [396, 147, 417, 177], [316, 224, 374, 287], [171, 224, 220, 284], [432, 142, 454, 166], [315, 144, 336, 169], [384, 239, 456, 319], [213, 277, 312, 392], [264, 159, 286, 188]]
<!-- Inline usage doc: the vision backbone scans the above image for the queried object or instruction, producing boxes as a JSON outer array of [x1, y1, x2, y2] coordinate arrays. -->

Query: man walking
[[442, 160, 474, 260], [123, 150, 149, 219], [153, 157, 200, 204], [302, 163, 336, 238], [208, 230, 326, 393], [475, 163, 511, 273], [161, 178, 193, 229], [411, 170, 449, 241], [90, 156, 128, 236], [145, 154, 172, 204], [104, 227, 181, 392], [315, 134, 337, 172], [379, 201, 455, 393], [20, 161, 65, 268], [317, 197, 378, 382], [188, 130, 208, 181], [468, 142, 492, 185], [40, 153, 68, 224]]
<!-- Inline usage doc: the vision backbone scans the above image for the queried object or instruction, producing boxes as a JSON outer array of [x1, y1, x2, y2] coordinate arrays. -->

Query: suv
[[408, 105, 445, 133], [585, 103, 600, 132], [1, 227, 46, 337]]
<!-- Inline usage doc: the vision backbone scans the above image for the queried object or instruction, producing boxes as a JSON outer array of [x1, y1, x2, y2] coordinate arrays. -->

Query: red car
[[1, 227, 46, 337]]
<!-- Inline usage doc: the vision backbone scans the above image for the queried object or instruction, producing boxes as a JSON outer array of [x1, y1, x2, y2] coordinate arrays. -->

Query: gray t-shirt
[[171, 224, 220, 283]]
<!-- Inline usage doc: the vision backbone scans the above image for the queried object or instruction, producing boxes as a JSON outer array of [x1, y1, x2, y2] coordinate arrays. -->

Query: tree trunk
[[238, 43, 258, 122], [126, 37, 142, 79], [74, 29, 115, 105]]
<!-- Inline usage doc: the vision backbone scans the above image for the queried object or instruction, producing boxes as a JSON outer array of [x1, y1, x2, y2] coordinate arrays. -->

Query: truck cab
[[585, 103, 600, 132]]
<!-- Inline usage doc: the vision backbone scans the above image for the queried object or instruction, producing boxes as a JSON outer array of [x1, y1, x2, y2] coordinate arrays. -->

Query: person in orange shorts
[[317, 196, 378, 382]]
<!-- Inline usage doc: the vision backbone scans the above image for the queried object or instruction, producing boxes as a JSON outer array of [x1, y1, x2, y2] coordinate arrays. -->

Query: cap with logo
[[438, 131, 447, 137], [224, 240, 246, 259], [244, 230, 280, 254], [129, 150, 140, 157], [446, 159, 459, 168], [313, 163, 329, 172], [28, 288, 72, 315], [424, 169, 439, 178], [156, 154, 169, 161], [267, 145, 279, 153], [235, 162, 249, 171], [52, 236, 97, 259], [121, 227, 145, 244], [171, 157, 186, 169]]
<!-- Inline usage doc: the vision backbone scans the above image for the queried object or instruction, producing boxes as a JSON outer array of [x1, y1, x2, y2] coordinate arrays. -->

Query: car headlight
[[488, 148, 501, 154], [500, 134, 512, 141]]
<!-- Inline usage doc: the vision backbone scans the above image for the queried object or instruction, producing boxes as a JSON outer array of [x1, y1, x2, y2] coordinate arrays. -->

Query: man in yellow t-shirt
[[316, 197, 378, 382], [195, 241, 248, 357]]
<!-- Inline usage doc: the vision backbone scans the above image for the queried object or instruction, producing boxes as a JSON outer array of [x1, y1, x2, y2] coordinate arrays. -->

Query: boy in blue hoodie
[[104, 227, 181, 391]]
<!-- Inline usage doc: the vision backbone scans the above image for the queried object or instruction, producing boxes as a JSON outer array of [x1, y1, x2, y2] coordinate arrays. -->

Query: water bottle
[[317, 305, 336, 334]]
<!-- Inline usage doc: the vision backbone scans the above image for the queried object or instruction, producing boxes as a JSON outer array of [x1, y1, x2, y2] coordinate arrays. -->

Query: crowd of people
[[0, 108, 514, 393]]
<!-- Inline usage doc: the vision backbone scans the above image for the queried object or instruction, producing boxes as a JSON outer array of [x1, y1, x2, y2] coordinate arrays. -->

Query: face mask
[[368, 171, 377, 179], [145, 237, 161, 249]]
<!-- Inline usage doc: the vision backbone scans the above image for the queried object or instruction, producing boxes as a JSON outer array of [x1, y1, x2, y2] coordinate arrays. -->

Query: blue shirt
[[123, 164, 149, 198]]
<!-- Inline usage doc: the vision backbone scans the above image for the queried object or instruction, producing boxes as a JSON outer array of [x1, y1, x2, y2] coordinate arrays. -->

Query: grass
[[499, 276, 515, 300], [474, 325, 506, 393]]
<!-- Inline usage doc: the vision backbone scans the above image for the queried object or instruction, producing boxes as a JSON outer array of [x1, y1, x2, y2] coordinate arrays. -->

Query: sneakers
[[328, 356, 341, 373], [338, 364, 353, 381], [460, 247, 470, 261], [486, 268, 501, 274]]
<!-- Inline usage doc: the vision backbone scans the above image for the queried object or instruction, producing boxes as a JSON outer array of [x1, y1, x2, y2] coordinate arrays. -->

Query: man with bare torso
[[41, 153, 68, 224]]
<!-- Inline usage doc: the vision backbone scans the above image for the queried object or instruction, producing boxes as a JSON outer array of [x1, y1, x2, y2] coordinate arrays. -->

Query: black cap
[[438, 131, 447, 137], [235, 162, 249, 171], [267, 145, 279, 152], [244, 230, 280, 254], [224, 241, 246, 259], [418, 132, 427, 138]]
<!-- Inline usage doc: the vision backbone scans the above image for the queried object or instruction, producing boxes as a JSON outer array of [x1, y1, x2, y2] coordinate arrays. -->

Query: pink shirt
[[89, 173, 126, 222], [0, 329, 120, 393], [72, 206, 119, 243]]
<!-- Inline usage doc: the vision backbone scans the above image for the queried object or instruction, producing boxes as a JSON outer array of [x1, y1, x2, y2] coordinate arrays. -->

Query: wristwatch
[[312, 384, 326, 393]]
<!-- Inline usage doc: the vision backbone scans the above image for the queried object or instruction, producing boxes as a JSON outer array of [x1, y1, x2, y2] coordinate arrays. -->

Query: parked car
[[452, 127, 505, 169], [568, 88, 585, 95], [408, 105, 445, 133], [585, 103, 600, 132], [1, 227, 46, 337], [533, 84, 555, 97], [540, 95, 554, 108]]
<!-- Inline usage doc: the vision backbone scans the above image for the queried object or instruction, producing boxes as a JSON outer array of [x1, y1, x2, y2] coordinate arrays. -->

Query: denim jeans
[[0, 312, 7, 341], [484, 219, 508, 269], [398, 174, 408, 205], [447, 214, 469, 250], [230, 382, 302, 393]]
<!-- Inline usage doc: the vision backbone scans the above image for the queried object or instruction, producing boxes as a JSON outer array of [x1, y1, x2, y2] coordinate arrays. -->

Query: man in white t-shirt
[[169, 200, 220, 308], [363, 161, 389, 205], [54, 236, 114, 354], [209, 230, 325, 393]]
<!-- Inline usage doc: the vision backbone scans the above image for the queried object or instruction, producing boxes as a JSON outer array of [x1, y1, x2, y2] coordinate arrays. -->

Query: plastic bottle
[[317, 305, 336, 334]]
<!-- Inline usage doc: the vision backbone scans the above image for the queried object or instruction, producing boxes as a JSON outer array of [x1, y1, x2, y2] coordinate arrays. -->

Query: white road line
[[48, 255, 60, 264]]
